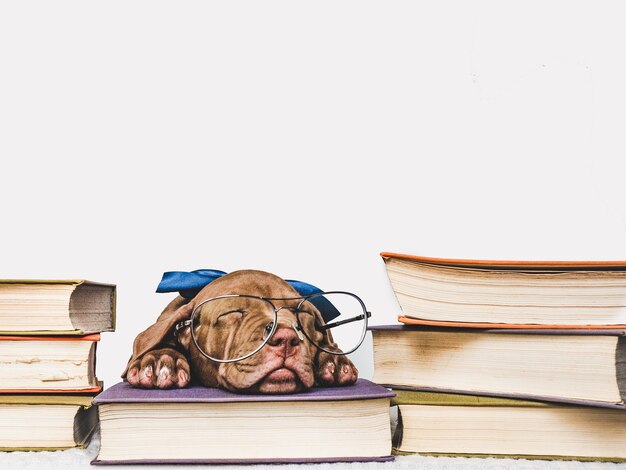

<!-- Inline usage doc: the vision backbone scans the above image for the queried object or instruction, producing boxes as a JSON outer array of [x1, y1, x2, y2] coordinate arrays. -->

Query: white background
[[1, 1, 626, 390]]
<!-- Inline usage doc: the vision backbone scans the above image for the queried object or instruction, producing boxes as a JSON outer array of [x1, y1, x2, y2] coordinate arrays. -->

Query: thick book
[[92, 379, 394, 465], [381, 252, 626, 328], [371, 325, 626, 408], [0, 279, 116, 335], [0, 394, 98, 451], [0, 334, 101, 392], [392, 389, 626, 461]]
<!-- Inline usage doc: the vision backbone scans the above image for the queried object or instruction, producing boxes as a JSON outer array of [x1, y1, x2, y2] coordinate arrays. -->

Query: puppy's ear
[[121, 296, 193, 378]]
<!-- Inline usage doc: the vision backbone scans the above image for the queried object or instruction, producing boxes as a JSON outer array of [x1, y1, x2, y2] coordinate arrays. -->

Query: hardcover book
[[0, 280, 116, 335], [392, 389, 626, 461], [370, 325, 626, 407], [380, 252, 626, 328], [0, 334, 101, 392], [0, 394, 98, 451], [92, 379, 394, 464]]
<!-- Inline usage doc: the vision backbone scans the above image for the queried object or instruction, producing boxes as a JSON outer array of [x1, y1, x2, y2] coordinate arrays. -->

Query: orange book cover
[[380, 252, 626, 269], [0, 334, 100, 342]]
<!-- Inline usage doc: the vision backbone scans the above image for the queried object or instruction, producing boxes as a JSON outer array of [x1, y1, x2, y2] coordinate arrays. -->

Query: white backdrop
[[1, 0, 626, 392]]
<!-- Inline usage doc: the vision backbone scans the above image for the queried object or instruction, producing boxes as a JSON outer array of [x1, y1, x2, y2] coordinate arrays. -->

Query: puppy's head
[[177, 270, 324, 393]]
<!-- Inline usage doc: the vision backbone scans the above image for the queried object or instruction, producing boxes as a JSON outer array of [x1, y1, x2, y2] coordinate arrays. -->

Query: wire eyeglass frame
[[174, 291, 371, 364]]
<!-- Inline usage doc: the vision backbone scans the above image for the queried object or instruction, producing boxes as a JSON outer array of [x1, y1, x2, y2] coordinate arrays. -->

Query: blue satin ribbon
[[156, 269, 340, 322]]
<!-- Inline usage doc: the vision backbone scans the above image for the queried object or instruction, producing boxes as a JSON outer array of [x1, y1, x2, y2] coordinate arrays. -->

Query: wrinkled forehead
[[199, 295, 272, 313], [195, 295, 319, 315], [192, 270, 300, 305], [201, 296, 266, 311]]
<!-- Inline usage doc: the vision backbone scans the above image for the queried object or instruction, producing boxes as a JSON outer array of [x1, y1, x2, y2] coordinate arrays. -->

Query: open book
[[381, 252, 626, 328]]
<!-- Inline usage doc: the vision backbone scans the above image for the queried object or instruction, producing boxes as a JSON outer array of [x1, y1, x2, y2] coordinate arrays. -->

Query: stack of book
[[372, 252, 626, 461], [0, 279, 115, 451]]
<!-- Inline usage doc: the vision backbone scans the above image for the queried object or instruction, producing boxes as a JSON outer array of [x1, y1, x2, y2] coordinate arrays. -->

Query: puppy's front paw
[[126, 348, 190, 389], [315, 350, 358, 387]]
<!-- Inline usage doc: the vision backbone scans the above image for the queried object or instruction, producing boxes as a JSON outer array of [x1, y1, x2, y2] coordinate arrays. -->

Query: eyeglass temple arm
[[174, 320, 192, 335], [317, 311, 371, 331]]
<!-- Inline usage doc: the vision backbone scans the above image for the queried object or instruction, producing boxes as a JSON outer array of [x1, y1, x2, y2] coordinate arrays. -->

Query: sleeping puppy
[[122, 270, 359, 393]]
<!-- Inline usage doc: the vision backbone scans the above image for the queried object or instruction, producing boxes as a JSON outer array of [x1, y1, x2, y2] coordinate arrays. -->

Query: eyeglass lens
[[296, 292, 368, 355], [191, 296, 277, 362]]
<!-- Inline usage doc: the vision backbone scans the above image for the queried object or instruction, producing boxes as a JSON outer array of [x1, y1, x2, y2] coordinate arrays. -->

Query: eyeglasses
[[174, 291, 371, 363]]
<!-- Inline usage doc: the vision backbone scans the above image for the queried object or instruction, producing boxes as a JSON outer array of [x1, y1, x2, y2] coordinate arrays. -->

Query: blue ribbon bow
[[156, 269, 340, 322]]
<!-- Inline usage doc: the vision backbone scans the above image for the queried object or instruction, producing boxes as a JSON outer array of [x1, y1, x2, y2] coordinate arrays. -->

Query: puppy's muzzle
[[265, 320, 305, 359]]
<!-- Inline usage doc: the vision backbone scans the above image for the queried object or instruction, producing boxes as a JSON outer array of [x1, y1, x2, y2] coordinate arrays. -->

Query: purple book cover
[[93, 378, 394, 404], [93, 457, 395, 465], [92, 379, 395, 465]]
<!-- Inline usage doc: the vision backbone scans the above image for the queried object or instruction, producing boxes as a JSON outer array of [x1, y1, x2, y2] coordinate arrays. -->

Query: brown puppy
[[123, 270, 359, 393]]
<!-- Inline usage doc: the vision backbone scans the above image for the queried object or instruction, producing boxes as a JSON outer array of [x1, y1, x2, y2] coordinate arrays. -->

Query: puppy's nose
[[266, 325, 302, 358]]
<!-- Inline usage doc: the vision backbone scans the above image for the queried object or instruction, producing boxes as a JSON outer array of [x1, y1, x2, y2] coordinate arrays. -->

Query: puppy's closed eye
[[214, 310, 245, 330], [217, 310, 244, 321]]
